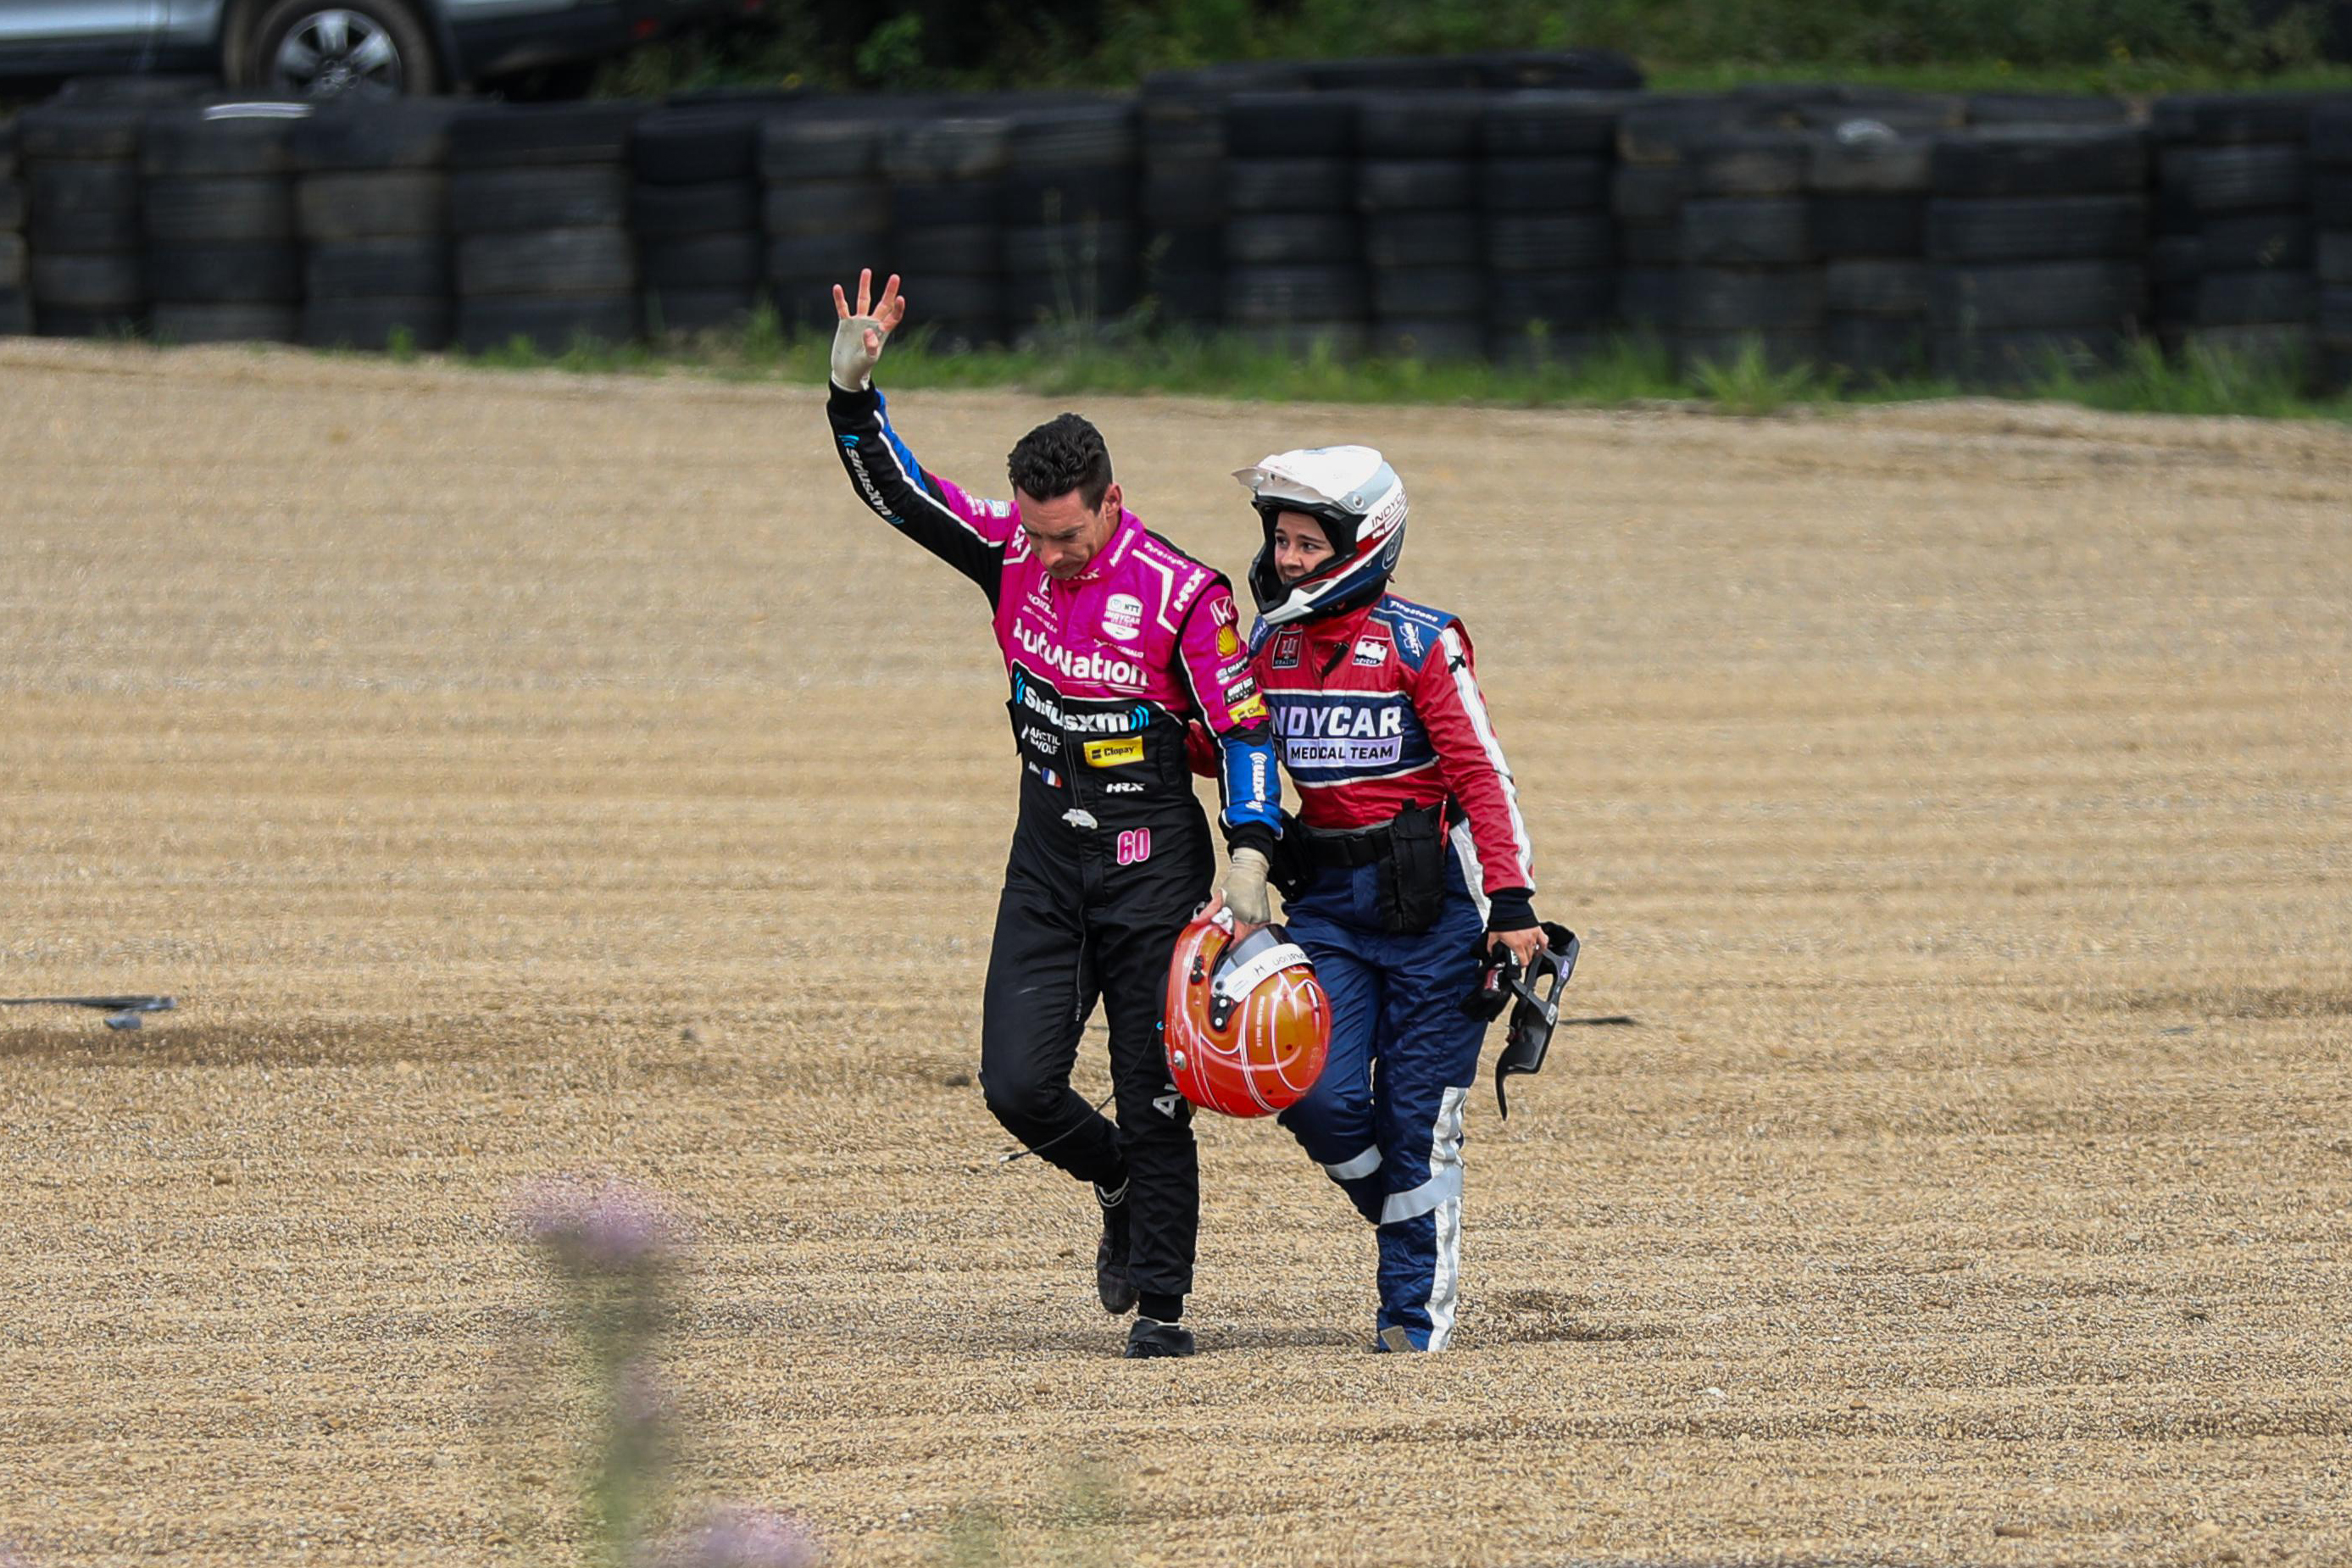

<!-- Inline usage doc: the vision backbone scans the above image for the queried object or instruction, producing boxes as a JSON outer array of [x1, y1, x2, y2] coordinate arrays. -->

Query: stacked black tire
[[0, 119, 25, 336], [1223, 92, 1365, 355], [1137, 73, 1237, 329], [883, 114, 1011, 350], [1966, 93, 2133, 129], [1814, 122, 1932, 381], [1611, 97, 1707, 336], [1346, 91, 1480, 360], [631, 107, 763, 336], [762, 116, 889, 336], [2149, 97, 2209, 352], [1678, 129, 1821, 372], [1481, 91, 1623, 364], [1004, 103, 1139, 342], [2318, 103, 2352, 391], [296, 101, 453, 351], [1927, 125, 2149, 383], [2176, 96, 2323, 367], [19, 103, 146, 336], [143, 107, 304, 345], [451, 104, 641, 355]]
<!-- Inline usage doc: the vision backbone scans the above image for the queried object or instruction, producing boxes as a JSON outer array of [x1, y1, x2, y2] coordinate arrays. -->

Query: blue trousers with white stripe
[[1276, 846, 1489, 1350]]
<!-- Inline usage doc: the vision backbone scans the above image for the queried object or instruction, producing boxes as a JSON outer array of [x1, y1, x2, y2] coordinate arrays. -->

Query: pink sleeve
[[1174, 578, 1263, 736]]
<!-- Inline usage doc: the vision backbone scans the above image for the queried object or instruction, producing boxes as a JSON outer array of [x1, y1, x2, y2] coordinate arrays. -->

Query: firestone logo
[[1014, 626, 1145, 689]]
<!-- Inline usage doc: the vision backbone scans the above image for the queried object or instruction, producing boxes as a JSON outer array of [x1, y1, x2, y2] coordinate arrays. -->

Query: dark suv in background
[[0, 0, 752, 99]]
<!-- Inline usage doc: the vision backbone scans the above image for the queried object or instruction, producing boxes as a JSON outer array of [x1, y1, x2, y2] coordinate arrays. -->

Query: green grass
[[595, 0, 2352, 99], [431, 304, 2352, 424]]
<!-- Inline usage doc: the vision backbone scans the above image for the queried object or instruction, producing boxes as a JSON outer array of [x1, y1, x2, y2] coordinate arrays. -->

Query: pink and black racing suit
[[828, 381, 1279, 1314]]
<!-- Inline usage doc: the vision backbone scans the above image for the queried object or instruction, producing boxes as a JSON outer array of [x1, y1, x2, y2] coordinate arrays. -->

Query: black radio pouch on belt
[[1376, 801, 1449, 934], [1267, 810, 1320, 902]]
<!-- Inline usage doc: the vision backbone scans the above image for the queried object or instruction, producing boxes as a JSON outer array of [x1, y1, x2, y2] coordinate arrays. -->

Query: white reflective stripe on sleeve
[[1449, 819, 1489, 925], [1438, 625, 1534, 892], [1325, 1146, 1383, 1182]]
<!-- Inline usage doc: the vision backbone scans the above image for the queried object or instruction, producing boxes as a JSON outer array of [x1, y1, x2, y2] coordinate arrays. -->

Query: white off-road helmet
[[1234, 445, 1408, 626]]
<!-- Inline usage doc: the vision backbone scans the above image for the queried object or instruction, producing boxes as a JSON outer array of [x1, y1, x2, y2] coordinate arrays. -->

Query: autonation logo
[[1013, 625, 1145, 688]]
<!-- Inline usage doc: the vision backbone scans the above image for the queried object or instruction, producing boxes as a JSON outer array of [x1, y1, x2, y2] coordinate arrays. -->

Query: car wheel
[[245, 0, 438, 101]]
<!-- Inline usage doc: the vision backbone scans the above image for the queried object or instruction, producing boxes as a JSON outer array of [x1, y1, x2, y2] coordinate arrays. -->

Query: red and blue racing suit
[[1249, 592, 1535, 1350], [829, 381, 1280, 1313]]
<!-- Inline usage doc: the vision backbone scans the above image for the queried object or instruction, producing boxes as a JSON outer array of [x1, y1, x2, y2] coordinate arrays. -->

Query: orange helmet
[[1164, 915, 1332, 1117]]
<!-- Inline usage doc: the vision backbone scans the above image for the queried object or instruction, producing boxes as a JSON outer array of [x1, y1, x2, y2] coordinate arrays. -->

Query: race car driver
[[825, 270, 1282, 1359]]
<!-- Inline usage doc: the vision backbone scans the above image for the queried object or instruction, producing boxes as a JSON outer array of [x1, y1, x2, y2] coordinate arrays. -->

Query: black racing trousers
[[979, 803, 1213, 1304]]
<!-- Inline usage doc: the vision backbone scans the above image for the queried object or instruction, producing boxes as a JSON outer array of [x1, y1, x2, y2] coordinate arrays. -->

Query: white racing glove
[[830, 312, 889, 392], [1222, 847, 1273, 926]]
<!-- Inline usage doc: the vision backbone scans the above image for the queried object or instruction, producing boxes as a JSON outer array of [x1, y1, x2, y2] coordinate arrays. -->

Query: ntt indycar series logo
[[1013, 624, 1147, 690]]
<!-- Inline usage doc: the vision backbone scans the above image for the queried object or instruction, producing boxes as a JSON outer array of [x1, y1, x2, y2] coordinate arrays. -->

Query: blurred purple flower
[[514, 1173, 681, 1272], [649, 1505, 821, 1568], [0, 1543, 32, 1568], [616, 1357, 675, 1429]]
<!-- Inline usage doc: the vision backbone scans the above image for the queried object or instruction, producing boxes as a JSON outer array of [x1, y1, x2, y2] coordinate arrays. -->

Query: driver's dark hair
[[1008, 413, 1114, 509]]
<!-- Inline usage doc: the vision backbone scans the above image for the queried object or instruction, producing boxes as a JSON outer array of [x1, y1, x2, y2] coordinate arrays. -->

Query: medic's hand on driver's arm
[[830, 268, 905, 391], [1203, 847, 1273, 942]]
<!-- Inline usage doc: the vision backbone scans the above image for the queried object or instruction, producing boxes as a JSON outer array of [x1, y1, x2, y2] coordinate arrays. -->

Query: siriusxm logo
[[1015, 677, 1148, 736]]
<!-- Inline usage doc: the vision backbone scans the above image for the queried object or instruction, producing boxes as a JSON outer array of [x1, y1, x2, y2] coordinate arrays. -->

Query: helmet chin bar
[[1249, 544, 1396, 626], [1258, 580, 1326, 626]]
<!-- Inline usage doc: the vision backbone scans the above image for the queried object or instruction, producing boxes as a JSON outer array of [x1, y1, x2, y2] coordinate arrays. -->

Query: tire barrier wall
[[634, 105, 764, 336], [144, 105, 303, 345], [2320, 103, 2352, 389], [3, 73, 2349, 392], [21, 103, 148, 336], [297, 100, 454, 350], [0, 117, 24, 336], [2153, 92, 2333, 370]]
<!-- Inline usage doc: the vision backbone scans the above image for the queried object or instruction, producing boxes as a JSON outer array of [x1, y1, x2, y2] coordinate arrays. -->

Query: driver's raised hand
[[829, 269, 907, 392]]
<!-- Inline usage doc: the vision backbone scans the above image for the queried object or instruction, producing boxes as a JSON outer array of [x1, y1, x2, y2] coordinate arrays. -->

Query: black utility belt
[[1282, 802, 1459, 935], [1298, 802, 1459, 868]]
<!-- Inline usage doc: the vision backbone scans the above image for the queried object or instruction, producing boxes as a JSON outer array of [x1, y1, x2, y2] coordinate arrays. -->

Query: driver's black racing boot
[[1095, 1181, 1137, 1315], [1123, 1317, 1196, 1358]]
